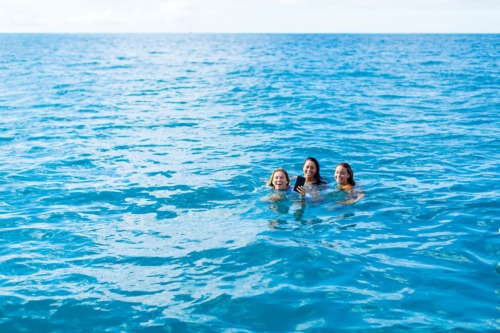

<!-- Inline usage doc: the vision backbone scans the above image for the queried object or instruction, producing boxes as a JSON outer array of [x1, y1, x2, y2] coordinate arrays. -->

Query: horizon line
[[0, 31, 499, 35]]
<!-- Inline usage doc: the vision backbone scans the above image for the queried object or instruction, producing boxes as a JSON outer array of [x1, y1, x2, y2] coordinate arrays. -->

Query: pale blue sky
[[0, 0, 499, 33]]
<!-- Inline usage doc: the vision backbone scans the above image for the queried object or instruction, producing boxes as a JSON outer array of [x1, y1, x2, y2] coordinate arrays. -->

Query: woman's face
[[335, 165, 350, 185], [272, 171, 289, 190], [303, 160, 317, 181]]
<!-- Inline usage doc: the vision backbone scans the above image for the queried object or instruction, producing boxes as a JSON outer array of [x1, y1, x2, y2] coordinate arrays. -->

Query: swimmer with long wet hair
[[267, 168, 290, 191], [294, 157, 327, 199], [264, 167, 307, 202], [302, 157, 326, 186], [265, 168, 294, 202], [334, 162, 364, 203]]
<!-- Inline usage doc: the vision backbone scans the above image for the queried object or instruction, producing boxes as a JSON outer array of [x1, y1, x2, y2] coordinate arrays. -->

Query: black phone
[[293, 176, 306, 192]]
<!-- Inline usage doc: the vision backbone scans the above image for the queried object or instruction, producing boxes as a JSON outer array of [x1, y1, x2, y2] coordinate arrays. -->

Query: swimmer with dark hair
[[302, 157, 326, 186], [295, 157, 327, 199], [334, 162, 364, 203]]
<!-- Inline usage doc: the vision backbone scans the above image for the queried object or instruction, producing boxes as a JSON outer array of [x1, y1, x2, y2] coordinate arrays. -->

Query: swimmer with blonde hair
[[264, 167, 307, 202], [267, 168, 290, 191]]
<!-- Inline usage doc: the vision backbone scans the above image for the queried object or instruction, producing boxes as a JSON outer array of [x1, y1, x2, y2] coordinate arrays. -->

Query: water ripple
[[0, 33, 498, 332]]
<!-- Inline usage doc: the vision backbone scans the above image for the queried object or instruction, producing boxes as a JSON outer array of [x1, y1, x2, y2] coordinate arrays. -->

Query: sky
[[0, 0, 499, 33]]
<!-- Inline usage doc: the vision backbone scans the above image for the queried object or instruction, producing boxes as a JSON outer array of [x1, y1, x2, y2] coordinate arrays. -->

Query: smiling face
[[303, 160, 317, 183], [272, 170, 289, 190], [335, 165, 351, 186]]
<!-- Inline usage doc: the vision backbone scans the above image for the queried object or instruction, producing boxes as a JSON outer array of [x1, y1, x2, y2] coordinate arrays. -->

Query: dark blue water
[[0, 34, 499, 332]]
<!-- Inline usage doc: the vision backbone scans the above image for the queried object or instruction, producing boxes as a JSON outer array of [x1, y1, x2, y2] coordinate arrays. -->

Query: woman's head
[[335, 162, 355, 186], [302, 157, 324, 184], [267, 168, 290, 190]]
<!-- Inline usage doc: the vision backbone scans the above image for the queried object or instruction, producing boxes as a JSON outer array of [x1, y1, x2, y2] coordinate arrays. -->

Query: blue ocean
[[0, 34, 499, 332]]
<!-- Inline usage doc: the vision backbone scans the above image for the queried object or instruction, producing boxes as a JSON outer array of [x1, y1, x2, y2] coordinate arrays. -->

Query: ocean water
[[0, 34, 499, 332]]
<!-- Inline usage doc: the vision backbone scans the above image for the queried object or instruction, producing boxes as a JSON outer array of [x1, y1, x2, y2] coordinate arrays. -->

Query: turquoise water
[[0, 34, 499, 332]]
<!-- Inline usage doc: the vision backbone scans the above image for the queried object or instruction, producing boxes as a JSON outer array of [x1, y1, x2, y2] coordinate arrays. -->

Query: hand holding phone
[[293, 176, 306, 192]]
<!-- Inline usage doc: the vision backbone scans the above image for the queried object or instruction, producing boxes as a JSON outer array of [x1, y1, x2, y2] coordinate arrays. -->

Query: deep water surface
[[0, 34, 499, 332]]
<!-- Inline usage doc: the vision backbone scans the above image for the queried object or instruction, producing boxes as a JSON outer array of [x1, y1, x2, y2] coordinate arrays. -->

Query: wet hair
[[303, 157, 326, 185], [337, 162, 355, 186], [267, 168, 290, 188]]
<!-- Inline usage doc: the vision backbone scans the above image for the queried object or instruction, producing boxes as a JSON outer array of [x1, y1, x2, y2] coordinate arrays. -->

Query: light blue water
[[0, 34, 499, 332]]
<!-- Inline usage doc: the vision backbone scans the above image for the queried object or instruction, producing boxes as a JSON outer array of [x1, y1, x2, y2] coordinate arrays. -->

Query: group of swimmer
[[265, 157, 365, 205]]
